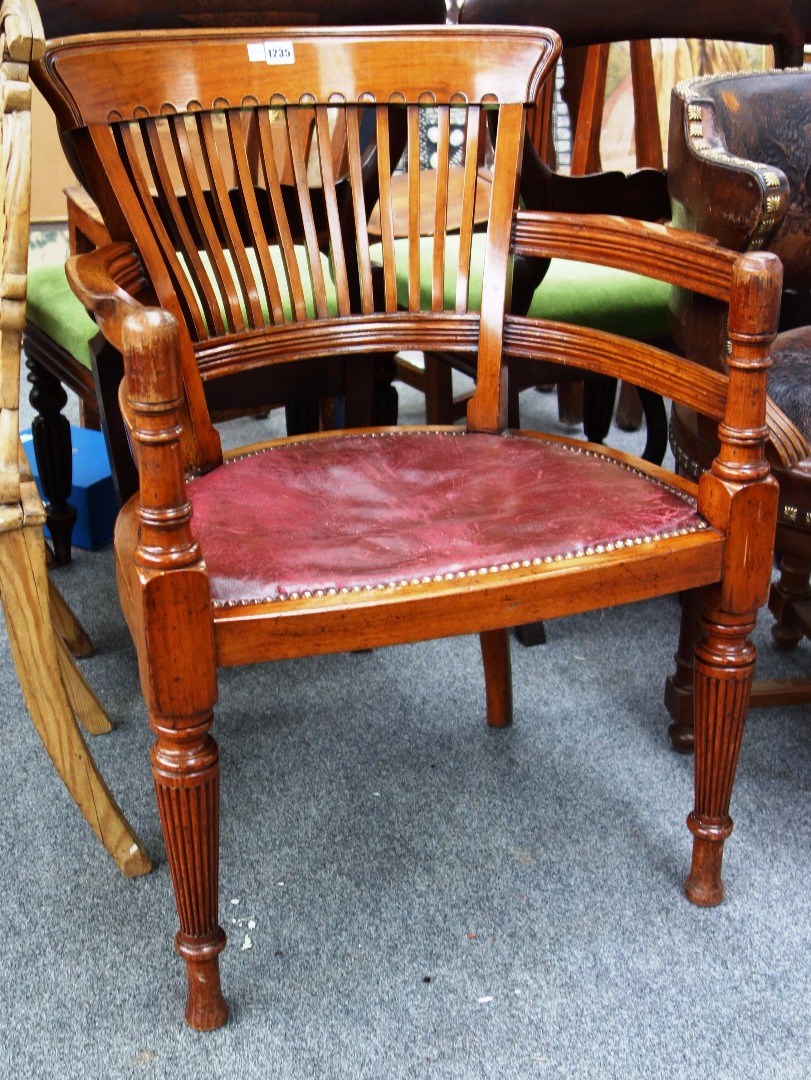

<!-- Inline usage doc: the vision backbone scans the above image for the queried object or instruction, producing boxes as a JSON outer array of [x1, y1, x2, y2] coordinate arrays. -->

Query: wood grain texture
[[50, 22, 783, 1029], [0, 0, 149, 876]]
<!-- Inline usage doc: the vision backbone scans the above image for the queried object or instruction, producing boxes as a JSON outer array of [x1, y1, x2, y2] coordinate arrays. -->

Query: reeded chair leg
[[480, 628, 513, 728], [684, 607, 755, 907], [151, 715, 228, 1031]]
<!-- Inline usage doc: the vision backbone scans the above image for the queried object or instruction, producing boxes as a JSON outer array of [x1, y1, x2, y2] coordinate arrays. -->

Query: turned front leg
[[685, 609, 756, 907], [151, 714, 227, 1030]]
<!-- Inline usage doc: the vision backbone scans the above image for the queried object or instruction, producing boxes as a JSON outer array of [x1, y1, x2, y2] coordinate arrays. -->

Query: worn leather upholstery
[[188, 431, 708, 606]]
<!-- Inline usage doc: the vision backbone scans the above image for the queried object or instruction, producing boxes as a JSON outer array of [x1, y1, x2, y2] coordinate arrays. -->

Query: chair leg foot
[[514, 620, 547, 647], [684, 830, 727, 907], [177, 929, 229, 1031]]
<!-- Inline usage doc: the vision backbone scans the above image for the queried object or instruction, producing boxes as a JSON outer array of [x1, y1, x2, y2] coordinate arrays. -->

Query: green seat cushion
[[26, 262, 99, 371], [373, 232, 671, 339]]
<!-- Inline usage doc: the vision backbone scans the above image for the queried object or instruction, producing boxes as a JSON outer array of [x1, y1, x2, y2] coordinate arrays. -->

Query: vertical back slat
[[345, 105, 374, 315], [467, 102, 525, 434], [570, 43, 608, 176], [118, 123, 209, 339], [197, 111, 265, 329], [226, 111, 285, 325], [455, 104, 482, 314], [431, 105, 451, 313], [531, 75, 556, 165], [168, 114, 244, 333], [285, 106, 329, 319], [256, 109, 308, 322], [89, 124, 223, 472], [406, 104, 421, 312], [142, 118, 226, 337], [375, 105, 398, 312], [314, 105, 351, 317], [630, 40, 664, 171]]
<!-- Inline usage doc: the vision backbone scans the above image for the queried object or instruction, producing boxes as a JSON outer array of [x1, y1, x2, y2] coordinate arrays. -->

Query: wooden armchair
[[24, 0, 447, 564], [667, 68, 811, 722], [48, 22, 781, 1030], [0, 0, 149, 875]]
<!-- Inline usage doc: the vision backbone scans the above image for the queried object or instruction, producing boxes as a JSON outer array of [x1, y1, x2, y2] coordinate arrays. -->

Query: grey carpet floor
[[1, 375, 809, 1079]]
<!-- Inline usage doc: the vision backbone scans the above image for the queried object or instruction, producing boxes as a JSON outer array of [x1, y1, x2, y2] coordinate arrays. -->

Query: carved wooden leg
[[769, 553, 811, 650], [122, 308, 225, 1027], [26, 355, 76, 566], [684, 607, 755, 907], [664, 589, 701, 753], [150, 716, 228, 1031], [0, 523, 150, 876], [480, 629, 513, 728]]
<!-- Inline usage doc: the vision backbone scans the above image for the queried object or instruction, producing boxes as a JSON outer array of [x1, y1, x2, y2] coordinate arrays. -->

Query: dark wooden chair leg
[[424, 352, 455, 424], [769, 553, 811, 650], [26, 354, 76, 565], [372, 353, 399, 426], [664, 588, 701, 753], [684, 605, 756, 907], [582, 375, 618, 445], [480, 628, 513, 728], [285, 399, 321, 436], [614, 381, 643, 431], [638, 387, 669, 465], [515, 620, 547, 646]]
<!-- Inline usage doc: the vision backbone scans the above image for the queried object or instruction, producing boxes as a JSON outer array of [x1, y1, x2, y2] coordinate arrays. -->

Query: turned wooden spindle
[[684, 252, 781, 906], [122, 308, 226, 1029]]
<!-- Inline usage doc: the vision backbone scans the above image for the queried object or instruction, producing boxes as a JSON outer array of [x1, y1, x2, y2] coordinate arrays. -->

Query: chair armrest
[[507, 210, 782, 476], [65, 185, 110, 255], [668, 83, 791, 254], [512, 209, 738, 299], [519, 137, 670, 221], [65, 242, 151, 354]]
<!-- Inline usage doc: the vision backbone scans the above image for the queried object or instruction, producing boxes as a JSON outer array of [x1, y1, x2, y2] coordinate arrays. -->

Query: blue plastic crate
[[21, 425, 117, 550]]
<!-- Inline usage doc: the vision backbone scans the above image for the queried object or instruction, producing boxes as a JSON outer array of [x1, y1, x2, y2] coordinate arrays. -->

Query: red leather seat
[[189, 431, 708, 607]]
